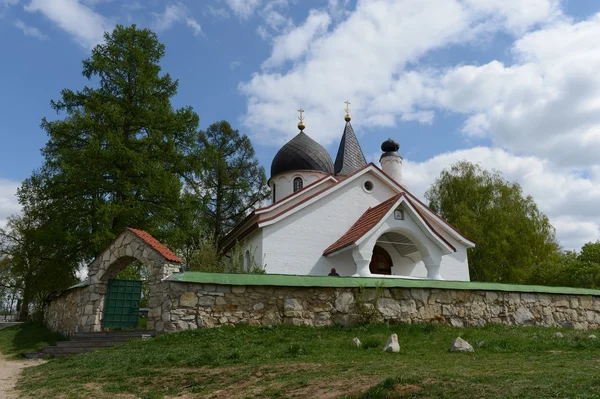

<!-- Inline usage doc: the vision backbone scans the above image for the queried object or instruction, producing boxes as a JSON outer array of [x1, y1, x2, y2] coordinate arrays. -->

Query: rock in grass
[[554, 332, 564, 339], [589, 334, 597, 340], [352, 337, 362, 348], [450, 337, 474, 352], [382, 333, 400, 353]]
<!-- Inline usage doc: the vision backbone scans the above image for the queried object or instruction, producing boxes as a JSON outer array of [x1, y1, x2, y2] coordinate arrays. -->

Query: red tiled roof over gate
[[323, 194, 402, 256], [127, 228, 183, 263]]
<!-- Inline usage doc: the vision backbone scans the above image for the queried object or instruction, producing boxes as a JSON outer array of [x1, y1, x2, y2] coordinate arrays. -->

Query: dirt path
[[0, 322, 45, 399], [0, 353, 39, 399]]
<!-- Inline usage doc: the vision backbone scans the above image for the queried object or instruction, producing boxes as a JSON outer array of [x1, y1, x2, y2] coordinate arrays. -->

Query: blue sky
[[2, 0, 600, 250]]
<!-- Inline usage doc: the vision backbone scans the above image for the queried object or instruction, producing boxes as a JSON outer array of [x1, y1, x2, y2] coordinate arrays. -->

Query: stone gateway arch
[[76, 228, 182, 332]]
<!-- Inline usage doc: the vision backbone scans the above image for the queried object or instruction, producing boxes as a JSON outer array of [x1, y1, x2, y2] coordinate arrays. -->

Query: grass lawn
[[8, 323, 600, 399], [0, 323, 64, 359]]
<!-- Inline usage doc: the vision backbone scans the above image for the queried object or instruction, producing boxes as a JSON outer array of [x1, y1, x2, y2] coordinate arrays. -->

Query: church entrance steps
[[25, 330, 156, 358]]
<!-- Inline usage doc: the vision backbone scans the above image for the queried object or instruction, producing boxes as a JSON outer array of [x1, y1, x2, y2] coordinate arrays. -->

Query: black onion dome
[[381, 138, 400, 152], [270, 131, 334, 177]]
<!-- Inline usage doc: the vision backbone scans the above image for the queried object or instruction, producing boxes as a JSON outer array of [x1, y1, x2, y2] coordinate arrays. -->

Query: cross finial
[[297, 108, 305, 131], [344, 100, 351, 122]]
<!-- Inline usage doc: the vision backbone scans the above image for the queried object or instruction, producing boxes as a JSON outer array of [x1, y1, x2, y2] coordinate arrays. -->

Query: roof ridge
[[323, 194, 402, 256], [127, 228, 182, 263]]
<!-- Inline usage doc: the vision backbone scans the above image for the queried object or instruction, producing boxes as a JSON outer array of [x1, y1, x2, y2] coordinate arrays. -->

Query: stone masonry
[[74, 229, 180, 332], [44, 286, 85, 337], [158, 282, 600, 332]]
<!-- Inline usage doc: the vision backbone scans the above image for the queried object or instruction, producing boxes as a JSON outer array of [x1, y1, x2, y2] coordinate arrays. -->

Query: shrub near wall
[[159, 273, 600, 332]]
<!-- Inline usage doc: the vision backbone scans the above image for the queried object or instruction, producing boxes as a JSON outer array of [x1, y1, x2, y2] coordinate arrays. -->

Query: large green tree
[[19, 24, 200, 262], [532, 242, 600, 288], [425, 161, 559, 283], [0, 214, 78, 321], [183, 120, 269, 245]]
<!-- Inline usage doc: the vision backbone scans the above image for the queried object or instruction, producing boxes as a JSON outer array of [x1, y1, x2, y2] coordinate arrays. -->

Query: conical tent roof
[[334, 122, 367, 176]]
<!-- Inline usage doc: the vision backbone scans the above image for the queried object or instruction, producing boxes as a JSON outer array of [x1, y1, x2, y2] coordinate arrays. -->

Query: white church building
[[220, 107, 475, 281]]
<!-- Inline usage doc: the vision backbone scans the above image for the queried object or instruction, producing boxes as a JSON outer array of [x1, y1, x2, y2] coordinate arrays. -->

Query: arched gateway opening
[[77, 228, 182, 333]]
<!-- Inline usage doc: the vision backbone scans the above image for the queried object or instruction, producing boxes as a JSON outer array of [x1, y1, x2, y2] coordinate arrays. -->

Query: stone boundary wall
[[160, 282, 600, 332], [44, 286, 85, 336]]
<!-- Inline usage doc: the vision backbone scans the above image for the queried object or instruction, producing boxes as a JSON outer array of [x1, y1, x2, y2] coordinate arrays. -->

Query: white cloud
[[0, 180, 20, 228], [1, 0, 19, 6], [328, 0, 351, 22], [25, 0, 110, 49], [14, 19, 47, 39], [230, 60, 241, 70], [262, 10, 331, 69], [223, 0, 261, 19], [399, 147, 600, 250], [240, 0, 565, 146], [153, 3, 203, 37]]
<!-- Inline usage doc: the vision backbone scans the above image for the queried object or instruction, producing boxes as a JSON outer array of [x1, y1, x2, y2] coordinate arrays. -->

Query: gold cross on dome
[[298, 108, 305, 122], [344, 100, 351, 116]]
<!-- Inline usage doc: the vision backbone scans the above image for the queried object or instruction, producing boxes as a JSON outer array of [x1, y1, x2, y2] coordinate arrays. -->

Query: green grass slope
[[0, 323, 64, 359], [10, 323, 600, 398]]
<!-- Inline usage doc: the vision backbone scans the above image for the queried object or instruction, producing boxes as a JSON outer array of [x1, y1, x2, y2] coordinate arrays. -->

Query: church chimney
[[380, 138, 402, 185]]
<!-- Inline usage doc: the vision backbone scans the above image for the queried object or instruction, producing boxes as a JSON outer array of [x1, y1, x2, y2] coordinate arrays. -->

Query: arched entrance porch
[[352, 225, 445, 279]]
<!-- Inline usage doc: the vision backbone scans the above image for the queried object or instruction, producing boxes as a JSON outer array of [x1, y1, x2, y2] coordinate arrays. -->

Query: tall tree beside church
[[18, 25, 200, 262], [184, 121, 269, 245], [425, 161, 558, 283]]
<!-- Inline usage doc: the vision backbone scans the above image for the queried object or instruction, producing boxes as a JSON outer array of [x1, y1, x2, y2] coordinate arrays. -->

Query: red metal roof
[[323, 194, 402, 256], [127, 228, 183, 263]]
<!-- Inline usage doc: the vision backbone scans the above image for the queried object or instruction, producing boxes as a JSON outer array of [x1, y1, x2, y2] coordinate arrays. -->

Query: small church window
[[364, 180, 374, 192], [293, 177, 303, 192]]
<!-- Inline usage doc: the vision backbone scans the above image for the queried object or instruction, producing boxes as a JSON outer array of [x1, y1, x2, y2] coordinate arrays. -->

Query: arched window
[[272, 184, 277, 203], [293, 177, 303, 192]]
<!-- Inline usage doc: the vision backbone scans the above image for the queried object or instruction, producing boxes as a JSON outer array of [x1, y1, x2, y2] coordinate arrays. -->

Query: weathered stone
[[335, 292, 354, 313], [203, 284, 217, 292], [180, 292, 198, 308], [554, 332, 564, 338], [284, 311, 303, 318], [198, 296, 216, 307], [589, 334, 597, 340], [514, 307, 535, 326], [262, 311, 281, 326], [215, 297, 227, 306], [382, 334, 400, 353], [351, 337, 361, 348], [231, 285, 246, 293], [450, 318, 464, 327], [253, 302, 265, 311], [284, 298, 303, 312], [378, 298, 402, 318], [217, 285, 231, 293], [450, 337, 473, 352]]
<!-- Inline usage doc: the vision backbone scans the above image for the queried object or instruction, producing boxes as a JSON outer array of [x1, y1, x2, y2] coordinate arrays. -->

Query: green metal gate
[[102, 279, 143, 329]]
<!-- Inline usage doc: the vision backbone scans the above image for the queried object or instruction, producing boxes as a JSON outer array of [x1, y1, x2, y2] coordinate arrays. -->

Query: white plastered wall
[[240, 229, 264, 271], [269, 171, 330, 203], [262, 171, 397, 276]]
